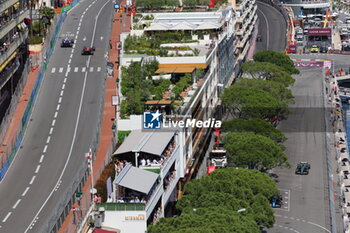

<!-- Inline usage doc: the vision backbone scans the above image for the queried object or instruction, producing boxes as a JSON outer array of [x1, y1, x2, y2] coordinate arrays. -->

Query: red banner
[[307, 28, 332, 36]]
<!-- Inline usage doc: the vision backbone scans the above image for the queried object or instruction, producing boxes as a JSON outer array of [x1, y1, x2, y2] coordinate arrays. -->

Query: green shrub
[[118, 130, 131, 143], [28, 36, 43, 44]]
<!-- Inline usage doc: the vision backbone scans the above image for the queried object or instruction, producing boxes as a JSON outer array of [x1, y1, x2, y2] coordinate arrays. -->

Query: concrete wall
[[102, 210, 147, 233]]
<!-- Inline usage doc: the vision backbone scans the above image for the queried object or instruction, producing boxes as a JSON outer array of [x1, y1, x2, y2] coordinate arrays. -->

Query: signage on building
[[307, 28, 332, 36], [125, 214, 145, 221]]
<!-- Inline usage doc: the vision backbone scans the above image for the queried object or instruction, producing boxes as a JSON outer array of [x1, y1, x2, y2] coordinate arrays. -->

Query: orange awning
[[156, 63, 206, 74]]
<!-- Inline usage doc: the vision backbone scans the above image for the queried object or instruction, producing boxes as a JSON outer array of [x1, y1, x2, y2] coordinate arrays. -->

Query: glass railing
[[96, 203, 146, 211]]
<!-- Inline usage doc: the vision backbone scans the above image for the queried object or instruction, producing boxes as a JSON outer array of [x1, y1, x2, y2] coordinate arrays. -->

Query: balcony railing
[[0, 59, 19, 89], [96, 203, 146, 211], [0, 30, 27, 65], [0, 0, 22, 12], [0, 9, 29, 39]]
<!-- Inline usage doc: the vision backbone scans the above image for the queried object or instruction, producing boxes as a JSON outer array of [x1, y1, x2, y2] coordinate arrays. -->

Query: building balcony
[[0, 0, 21, 13], [96, 203, 146, 211], [0, 9, 29, 39], [0, 56, 19, 89], [0, 29, 27, 65], [236, 0, 249, 11], [162, 170, 178, 203]]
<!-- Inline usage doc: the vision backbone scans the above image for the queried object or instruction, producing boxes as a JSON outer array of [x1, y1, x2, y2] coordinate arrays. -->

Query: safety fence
[[0, 2, 70, 181], [322, 67, 338, 233]]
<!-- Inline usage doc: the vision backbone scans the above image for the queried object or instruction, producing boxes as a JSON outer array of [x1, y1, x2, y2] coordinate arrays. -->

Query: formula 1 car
[[61, 38, 74, 47], [270, 195, 283, 208], [81, 46, 95, 55], [295, 161, 310, 175]]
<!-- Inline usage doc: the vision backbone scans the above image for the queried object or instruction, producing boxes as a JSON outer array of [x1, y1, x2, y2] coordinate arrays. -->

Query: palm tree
[[27, 0, 39, 36]]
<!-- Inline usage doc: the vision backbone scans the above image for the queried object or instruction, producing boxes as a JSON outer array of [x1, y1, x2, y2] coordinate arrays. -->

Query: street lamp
[[237, 208, 246, 213]]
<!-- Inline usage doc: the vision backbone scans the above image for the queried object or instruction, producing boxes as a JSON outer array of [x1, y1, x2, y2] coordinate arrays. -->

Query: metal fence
[[322, 67, 338, 233]]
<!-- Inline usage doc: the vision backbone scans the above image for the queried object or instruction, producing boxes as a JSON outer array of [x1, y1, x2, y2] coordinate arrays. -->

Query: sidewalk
[[58, 7, 131, 233], [0, 67, 39, 168]]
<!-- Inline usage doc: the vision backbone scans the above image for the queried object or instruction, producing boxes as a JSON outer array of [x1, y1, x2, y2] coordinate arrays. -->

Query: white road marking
[[24, 1, 111, 231], [46, 136, 51, 144], [59, 67, 63, 73], [89, 67, 94, 72], [51, 68, 56, 73], [72, 44, 75, 49], [60, 90, 64, 96], [70, 54, 73, 58], [49, 127, 53, 135], [29, 176, 36, 185], [63, 77, 67, 83], [22, 187, 30, 196], [43, 145, 48, 153], [62, 84, 65, 89], [79, 22, 81, 27], [257, 8, 269, 50], [68, 59, 71, 64], [82, 67, 86, 72], [56, 104, 60, 111], [77, 26, 80, 31], [74, 67, 78, 72], [39, 154, 44, 163], [97, 67, 101, 72], [67, 66, 71, 73], [54, 111, 58, 118], [58, 97, 62, 103], [12, 199, 21, 209], [75, 35, 78, 40], [52, 119, 56, 126], [2, 212, 11, 222], [35, 165, 41, 174], [307, 221, 331, 233]]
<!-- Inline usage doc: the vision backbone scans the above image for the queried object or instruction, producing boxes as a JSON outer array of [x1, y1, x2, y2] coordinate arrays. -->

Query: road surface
[[256, 1, 287, 52], [0, 0, 114, 232], [268, 66, 331, 233]]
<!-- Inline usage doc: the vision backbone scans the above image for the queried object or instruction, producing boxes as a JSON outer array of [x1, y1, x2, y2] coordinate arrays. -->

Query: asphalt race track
[[268, 67, 331, 233], [0, 0, 114, 232], [256, 1, 286, 52]]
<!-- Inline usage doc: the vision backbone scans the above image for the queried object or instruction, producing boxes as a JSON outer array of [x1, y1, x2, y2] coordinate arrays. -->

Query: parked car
[[310, 45, 319, 53]]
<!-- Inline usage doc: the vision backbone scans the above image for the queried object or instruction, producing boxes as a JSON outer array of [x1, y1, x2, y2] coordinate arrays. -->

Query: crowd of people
[[0, 30, 23, 55], [138, 140, 177, 167], [152, 206, 162, 223], [114, 159, 129, 176], [116, 196, 146, 203], [163, 170, 176, 189]]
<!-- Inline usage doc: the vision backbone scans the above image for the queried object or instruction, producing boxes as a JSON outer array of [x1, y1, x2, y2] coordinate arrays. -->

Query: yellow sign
[[124, 214, 145, 221]]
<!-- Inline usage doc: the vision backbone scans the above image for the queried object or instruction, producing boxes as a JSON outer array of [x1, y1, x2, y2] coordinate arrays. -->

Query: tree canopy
[[223, 133, 289, 171], [221, 85, 289, 120], [148, 168, 279, 233], [240, 61, 295, 86], [253, 50, 299, 75], [236, 78, 294, 104], [222, 118, 287, 143]]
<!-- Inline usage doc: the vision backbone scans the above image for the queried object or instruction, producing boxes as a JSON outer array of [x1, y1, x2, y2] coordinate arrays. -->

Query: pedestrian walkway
[[0, 67, 39, 166], [58, 6, 131, 233]]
